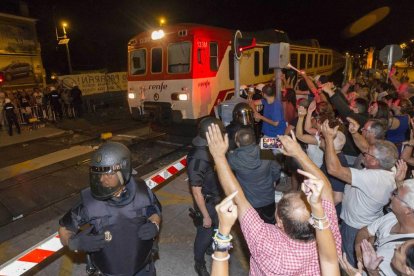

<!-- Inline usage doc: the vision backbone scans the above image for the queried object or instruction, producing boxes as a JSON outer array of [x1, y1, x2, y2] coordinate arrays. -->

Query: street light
[[56, 21, 73, 74]]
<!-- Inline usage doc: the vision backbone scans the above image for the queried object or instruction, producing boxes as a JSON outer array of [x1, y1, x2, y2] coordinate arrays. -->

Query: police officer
[[4, 98, 20, 136], [226, 102, 254, 151], [49, 86, 63, 120], [188, 117, 224, 276], [58, 142, 162, 276]]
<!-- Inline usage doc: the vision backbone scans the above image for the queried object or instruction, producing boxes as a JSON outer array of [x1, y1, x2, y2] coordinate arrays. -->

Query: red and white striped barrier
[[0, 156, 187, 276]]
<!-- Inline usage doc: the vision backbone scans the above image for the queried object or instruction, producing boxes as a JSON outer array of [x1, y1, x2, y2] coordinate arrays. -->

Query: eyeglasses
[[392, 189, 413, 209], [362, 151, 376, 159]]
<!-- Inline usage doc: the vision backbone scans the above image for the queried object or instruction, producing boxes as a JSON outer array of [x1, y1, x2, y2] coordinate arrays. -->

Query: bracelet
[[216, 231, 230, 240], [214, 232, 233, 243], [311, 213, 327, 220], [212, 253, 230, 261], [312, 219, 331, 230]]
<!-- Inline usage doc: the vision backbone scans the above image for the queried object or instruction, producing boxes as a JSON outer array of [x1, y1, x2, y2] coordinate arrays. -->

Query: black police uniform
[[49, 90, 63, 119], [59, 177, 161, 276], [187, 142, 220, 268], [4, 102, 20, 136]]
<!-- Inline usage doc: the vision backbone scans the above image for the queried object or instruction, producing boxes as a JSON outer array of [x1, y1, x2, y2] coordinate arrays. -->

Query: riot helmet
[[198, 116, 225, 139], [89, 142, 133, 200], [232, 102, 254, 126]]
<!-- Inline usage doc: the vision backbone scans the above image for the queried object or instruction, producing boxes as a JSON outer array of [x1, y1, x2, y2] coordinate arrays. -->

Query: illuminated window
[[151, 48, 162, 73], [210, 42, 218, 71], [290, 53, 298, 68], [299, 53, 306, 69], [307, 54, 313, 68], [130, 49, 146, 75], [254, 51, 260, 76], [315, 54, 319, 67], [324, 54, 328, 66], [319, 55, 324, 67], [328, 55, 332, 65], [168, 42, 191, 73]]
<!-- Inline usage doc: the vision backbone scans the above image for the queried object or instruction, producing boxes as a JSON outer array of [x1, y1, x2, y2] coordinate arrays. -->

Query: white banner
[[58, 72, 127, 95]]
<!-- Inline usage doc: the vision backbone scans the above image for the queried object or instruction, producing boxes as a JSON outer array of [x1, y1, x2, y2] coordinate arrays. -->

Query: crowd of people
[[188, 67, 414, 276], [0, 82, 83, 136]]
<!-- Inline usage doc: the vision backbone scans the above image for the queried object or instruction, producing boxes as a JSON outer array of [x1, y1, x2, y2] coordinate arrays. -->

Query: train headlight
[[151, 30, 165, 40], [128, 93, 136, 99], [171, 93, 188, 101]]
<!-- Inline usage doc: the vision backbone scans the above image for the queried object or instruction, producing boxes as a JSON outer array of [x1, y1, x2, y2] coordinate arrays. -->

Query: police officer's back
[[58, 142, 162, 276]]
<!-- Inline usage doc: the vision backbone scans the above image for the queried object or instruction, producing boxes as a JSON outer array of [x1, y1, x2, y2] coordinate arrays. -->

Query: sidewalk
[[0, 125, 66, 148]]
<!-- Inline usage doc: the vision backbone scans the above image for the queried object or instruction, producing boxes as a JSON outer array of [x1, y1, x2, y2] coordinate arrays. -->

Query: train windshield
[[168, 42, 191, 73], [130, 49, 146, 75]]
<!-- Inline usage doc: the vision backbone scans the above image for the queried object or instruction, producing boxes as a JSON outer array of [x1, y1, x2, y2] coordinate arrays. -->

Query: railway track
[[0, 132, 191, 241]]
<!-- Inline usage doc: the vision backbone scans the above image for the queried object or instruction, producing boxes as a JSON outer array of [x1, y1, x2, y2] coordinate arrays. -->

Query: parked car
[[1, 62, 33, 81]]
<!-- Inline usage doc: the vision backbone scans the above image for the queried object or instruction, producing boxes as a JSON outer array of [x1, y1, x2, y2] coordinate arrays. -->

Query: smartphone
[[260, 137, 282, 150]]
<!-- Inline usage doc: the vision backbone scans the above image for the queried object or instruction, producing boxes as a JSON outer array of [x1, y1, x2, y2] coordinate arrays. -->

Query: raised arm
[[298, 170, 340, 276], [206, 125, 252, 219], [401, 128, 414, 166], [304, 101, 318, 135], [278, 130, 333, 202], [320, 120, 352, 184], [296, 106, 318, 145], [347, 117, 369, 153]]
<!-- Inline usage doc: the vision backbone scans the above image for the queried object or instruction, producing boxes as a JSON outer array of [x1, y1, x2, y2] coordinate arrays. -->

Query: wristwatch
[[212, 240, 233, 252]]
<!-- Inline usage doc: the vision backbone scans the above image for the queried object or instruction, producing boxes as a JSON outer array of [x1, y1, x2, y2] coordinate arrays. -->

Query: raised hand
[[298, 106, 307, 117], [347, 117, 360, 134], [320, 120, 339, 141], [338, 253, 363, 276], [297, 169, 323, 206], [308, 100, 317, 114], [361, 239, 384, 272], [395, 159, 408, 184], [278, 130, 304, 158], [206, 124, 228, 158], [215, 191, 238, 235]]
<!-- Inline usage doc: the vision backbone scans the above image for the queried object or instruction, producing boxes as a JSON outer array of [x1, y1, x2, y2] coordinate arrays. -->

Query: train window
[[299, 53, 306, 69], [254, 51, 260, 76], [130, 49, 146, 75], [210, 42, 218, 71], [262, 46, 273, 75], [315, 54, 318, 67], [168, 41, 191, 73], [324, 54, 328, 66], [290, 53, 298, 68], [319, 55, 324, 67], [151, 48, 162, 73], [307, 54, 313, 68], [229, 50, 234, 80]]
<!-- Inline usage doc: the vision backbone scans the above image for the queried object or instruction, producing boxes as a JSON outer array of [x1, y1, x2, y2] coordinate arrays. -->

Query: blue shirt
[[261, 98, 286, 137]]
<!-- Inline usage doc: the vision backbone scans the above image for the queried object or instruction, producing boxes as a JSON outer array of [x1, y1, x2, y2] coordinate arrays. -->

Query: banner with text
[[58, 72, 127, 95]]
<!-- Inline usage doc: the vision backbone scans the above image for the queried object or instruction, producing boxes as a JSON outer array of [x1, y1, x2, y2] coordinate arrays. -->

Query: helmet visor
[[89, 166, 122, 200]]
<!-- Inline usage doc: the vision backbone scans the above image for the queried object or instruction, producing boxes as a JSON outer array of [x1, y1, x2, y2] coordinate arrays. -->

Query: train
[[126, 23, 344, 125]]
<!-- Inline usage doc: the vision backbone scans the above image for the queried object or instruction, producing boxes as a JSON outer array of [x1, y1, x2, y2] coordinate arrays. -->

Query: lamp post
[[58, 22, 73, 74]]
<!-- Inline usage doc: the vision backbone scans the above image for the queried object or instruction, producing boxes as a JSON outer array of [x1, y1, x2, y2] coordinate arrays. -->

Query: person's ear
[[276, 213, 283, 229]]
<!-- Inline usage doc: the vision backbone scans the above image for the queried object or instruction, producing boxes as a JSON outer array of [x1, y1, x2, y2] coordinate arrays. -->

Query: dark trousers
[[255, 202, 276, 224], [134, 261, 156, 276], [73, 102, 83, 118], [6, 114, 20, 136], [194, 200, 218, 265], [340, 221, 360, 267]]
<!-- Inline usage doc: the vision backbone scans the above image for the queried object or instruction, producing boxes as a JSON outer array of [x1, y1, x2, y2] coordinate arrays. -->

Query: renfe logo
[[148, 82, 168, 93]]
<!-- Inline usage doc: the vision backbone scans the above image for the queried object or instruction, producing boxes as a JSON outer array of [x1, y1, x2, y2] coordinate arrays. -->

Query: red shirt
[[240, 200, 341, 276]]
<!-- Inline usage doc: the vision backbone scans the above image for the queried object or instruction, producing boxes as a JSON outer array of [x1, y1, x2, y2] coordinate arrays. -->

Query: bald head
[[276, 192, 315, 241]]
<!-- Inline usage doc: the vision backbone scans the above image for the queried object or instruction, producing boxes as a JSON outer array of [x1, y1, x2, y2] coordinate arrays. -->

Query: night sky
[[22, 0, 414, 75]]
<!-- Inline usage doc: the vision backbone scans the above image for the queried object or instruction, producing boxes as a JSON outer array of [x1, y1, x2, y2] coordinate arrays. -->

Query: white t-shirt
[[368, 213, 414, 276], [341, 168, 396, 229], [306, 134, 323, 168]]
